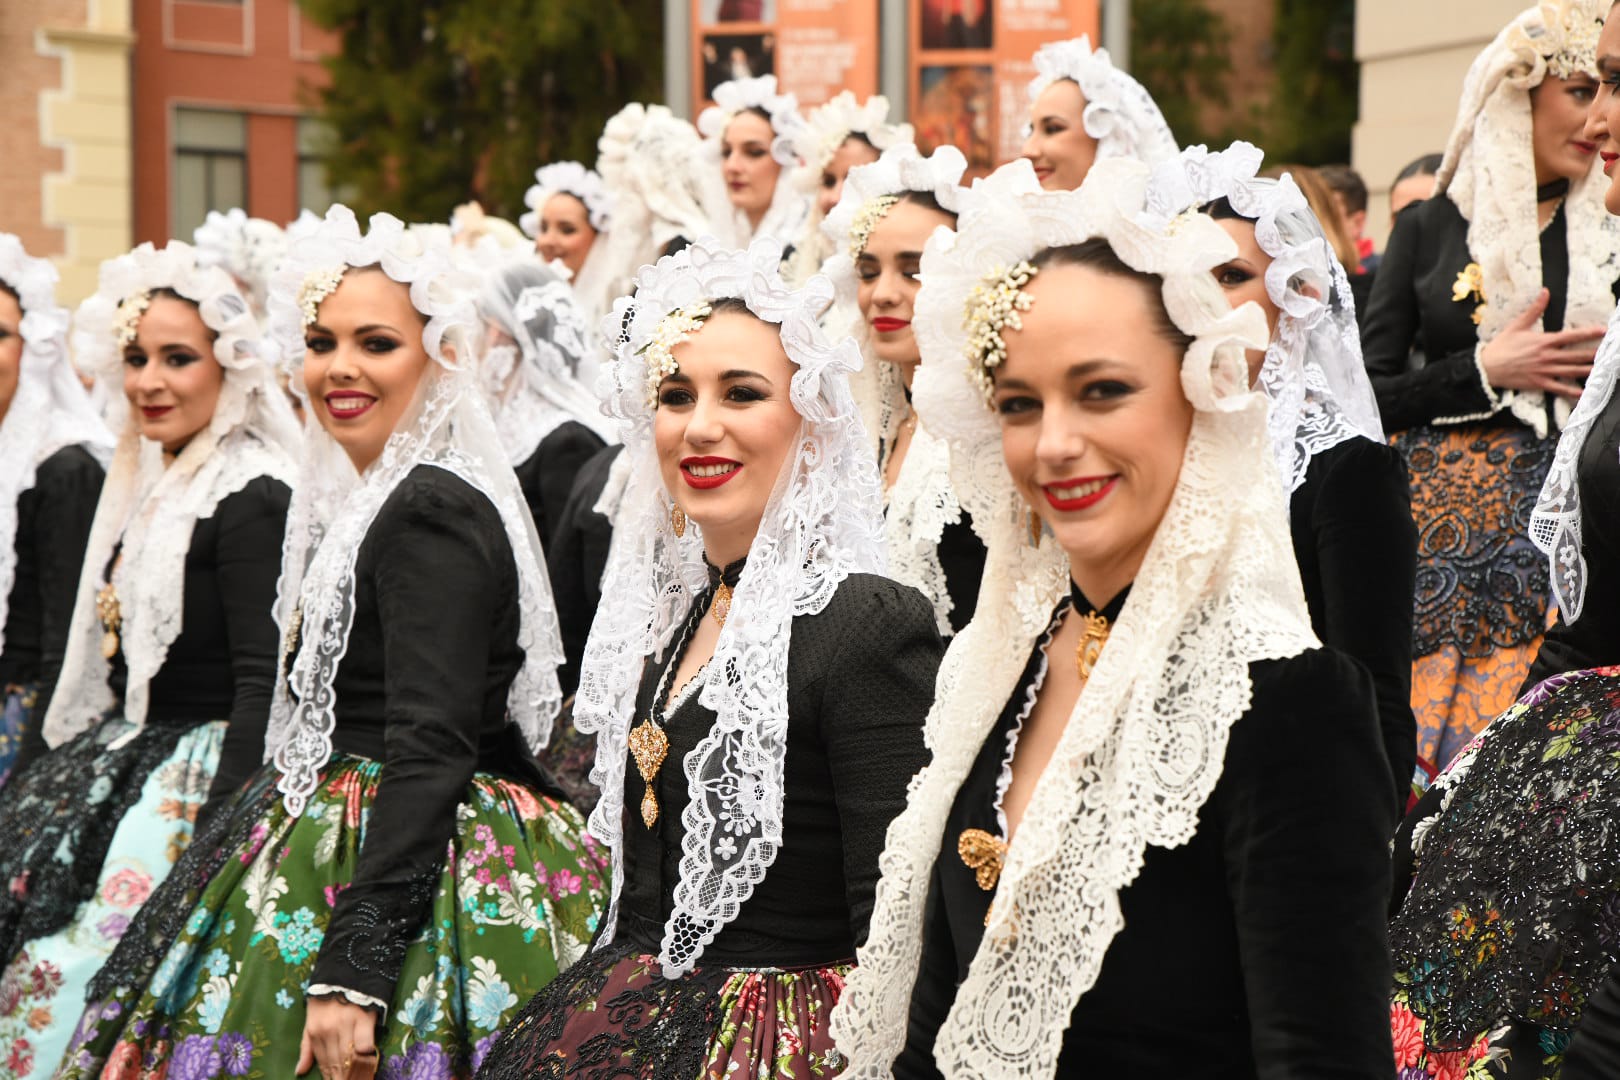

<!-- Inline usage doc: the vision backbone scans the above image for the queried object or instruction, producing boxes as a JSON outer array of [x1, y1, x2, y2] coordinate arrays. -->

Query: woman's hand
[[297, 997, 380, 1080], [1479, 288, 1605, 401]]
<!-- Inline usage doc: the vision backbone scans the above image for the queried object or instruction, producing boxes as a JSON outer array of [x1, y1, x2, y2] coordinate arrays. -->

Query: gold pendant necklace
[[96, 583, 122, 660], [1076, 610, 1110, 681], [628, 719, 670, 828], [711, 581, 732, 627]]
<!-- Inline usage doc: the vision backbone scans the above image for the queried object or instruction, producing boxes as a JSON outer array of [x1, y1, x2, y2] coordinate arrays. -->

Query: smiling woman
[[53, 208, 607, 1080], [476, 236, 942, 1080], [695, 76, 813, 254]]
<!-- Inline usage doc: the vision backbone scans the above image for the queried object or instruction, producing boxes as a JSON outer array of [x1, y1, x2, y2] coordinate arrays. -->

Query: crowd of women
[[7, 1, 1620, 1077]]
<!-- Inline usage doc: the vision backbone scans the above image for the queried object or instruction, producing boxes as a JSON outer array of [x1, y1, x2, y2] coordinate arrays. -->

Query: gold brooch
[[1452, 263, 1487, 326], [1076, 611, 1110, 681], [96, 583, 122, 660], [628, 720, 670, 827]]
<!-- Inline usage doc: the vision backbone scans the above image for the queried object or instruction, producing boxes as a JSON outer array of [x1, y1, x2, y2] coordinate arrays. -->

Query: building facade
[[0, 0, 335, 304]]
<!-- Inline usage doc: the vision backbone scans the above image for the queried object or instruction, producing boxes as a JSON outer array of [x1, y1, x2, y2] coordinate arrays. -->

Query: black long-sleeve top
[[936, 516, 985, 636], [308, 464, 554, 1006], [1289, 436, 1418, 813], [617, 572, 941, 968], [514, 421, 605, 556], [547, 442, 623, 698], [1359, 193, 1569, 435], [900, 615, 1395, 1079], [14, 475, 288, 790], [1522, 389, 1620, 691], [0, 445, 103, 722]]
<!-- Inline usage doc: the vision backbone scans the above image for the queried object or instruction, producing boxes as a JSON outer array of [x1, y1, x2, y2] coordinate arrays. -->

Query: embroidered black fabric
[[0, 713, 195, 966], [85, 766, 278, 1001], [1389, 668, 1620, 1050], [475, 940, 726, 1080], [1400, 425, 1554, 658]]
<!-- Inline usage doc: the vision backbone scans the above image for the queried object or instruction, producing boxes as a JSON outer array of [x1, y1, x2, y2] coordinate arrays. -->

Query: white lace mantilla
[[830, 157, 1315, 1079], [1434, 0, 1618, 436], [0, 233, 114, 658], [884, 422, 967, 637], [264, 208, 566, 817], [1025, 35, 1179, 168], [579, 237, 885, 978]]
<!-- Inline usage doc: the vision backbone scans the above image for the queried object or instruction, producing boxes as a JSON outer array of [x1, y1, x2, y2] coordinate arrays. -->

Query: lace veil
[[1025, 35, 1179, 169], [518, 162, 632, 324], [598, 104, 713, 259], [782, 91, 915, 284], [578, 236, 885, 978], [1433, 0, 1617, 436], [820, 143, 974, 633], [44, 242, 302, 745], [1144, 141, 1385, 492], [830, 157, 1317, 1077], [192, 208, 290, 323], [695, 76, 813, 250], [0, 234, 115, 658], [261, 207, 565, 816], [475, 249, 617, 463]]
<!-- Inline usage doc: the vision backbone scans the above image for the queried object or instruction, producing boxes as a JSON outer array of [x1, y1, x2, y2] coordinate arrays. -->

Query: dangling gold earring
[[1027, 509, 1042, 547], [671, 504, 687, 538]]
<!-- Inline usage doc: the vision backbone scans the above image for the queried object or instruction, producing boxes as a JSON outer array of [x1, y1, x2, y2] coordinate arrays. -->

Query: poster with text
[[694, 0, 879, 116], [910, 0, 1100, 176]]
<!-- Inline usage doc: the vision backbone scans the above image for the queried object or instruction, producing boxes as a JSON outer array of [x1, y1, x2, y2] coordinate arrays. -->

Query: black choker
[[1537, 178, 1571, 203]]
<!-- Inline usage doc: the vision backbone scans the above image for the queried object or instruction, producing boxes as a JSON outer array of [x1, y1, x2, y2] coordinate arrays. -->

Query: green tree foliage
[[1129, 0, 1234, 147], [1265, 0, 1357, 164], [297, 0, 663, 224]]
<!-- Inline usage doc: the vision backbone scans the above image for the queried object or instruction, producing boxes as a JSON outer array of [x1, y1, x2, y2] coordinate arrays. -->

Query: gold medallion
[[711, 581, 732, 627], [96, 583, 122, 660], [1076, 611, 1110, 682], [628, 719, 670, 827]]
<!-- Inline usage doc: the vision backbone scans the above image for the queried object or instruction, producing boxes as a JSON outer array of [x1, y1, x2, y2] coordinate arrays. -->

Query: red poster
[[910, 0, 1101, 176], [694, 0, 879, 112]]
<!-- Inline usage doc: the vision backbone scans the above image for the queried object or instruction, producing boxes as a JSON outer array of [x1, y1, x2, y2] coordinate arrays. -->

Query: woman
[[54, 208, 608, 1080], [191, 207, 289, 326], [1388, 10, 1620, 1072], [0, 234, 112, 787], [1359, 0, 1619, 775], [519, 161, 633, 326], [782, 91, 913, 285], [820, 142, 985, 636], [598, 103, 714, 263], [475, 236, 942, 1079], [476, 252, 614, 551], [1020, 34, 1178, 192], [0, 240, 300, 1078], [830, 158, 1395, 1078], [696, 75, 812, 253], [1145, 141, 1418, 811]]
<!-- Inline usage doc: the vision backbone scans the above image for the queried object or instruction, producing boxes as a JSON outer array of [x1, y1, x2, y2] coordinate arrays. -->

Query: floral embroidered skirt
[[57, 756, 609, 1080], [0, 682, 39, 789], [1396, 423, 1555, 775], [0, 716, 222, 1080], [476, 938, 850, 1079], [1389, 667, 1620, 1078]]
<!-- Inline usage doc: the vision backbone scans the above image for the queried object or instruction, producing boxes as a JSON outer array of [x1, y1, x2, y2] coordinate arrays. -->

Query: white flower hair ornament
[[262, 205, 564, 817], [1026, 34, 1179, 168], [787, 90, 915, 177], [697, 74, 807, 167], [73, 240, 277, 440], [821, 143, 970, 297], [582, 235, 886, 979], [831, 157, 1313, 1080], [1143, 140, 1385, 492], [518, 161, 616, 238]]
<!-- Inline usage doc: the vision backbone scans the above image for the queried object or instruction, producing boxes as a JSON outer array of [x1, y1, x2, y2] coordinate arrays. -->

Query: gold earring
[[1027, 509, 1042, 547], [671, 504, 687, 538]]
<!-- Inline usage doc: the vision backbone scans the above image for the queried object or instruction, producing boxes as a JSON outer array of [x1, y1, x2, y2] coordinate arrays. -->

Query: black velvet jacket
[[617, 573, 941, 969], [1523, 388, 1620, 690], [514, 421, 606, 556], [1, 445, 104, 721], [13, 475, 288, 793], [1359, 194, 1570, 435], [900, 600, 1395, 1079], [306, 465, 554, 1006], [1289, 436, 1418, 812]]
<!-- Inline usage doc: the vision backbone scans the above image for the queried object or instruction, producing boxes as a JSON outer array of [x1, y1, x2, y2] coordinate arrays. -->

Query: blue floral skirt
[[0, 716, 222, 1079], [0, 682, 39, 789], [57, 756, 610, 1080]]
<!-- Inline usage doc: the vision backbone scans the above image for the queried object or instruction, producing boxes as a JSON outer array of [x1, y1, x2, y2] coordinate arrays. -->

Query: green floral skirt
[[58, 756, 609, 1080]]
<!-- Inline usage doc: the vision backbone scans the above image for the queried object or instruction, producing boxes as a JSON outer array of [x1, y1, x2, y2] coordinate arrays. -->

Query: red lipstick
[[140, 405, 172, 420], [1604, 151, 1619, 176], [324, 390, 377, 420], [681, 455, 742, 490], [1042, 476, 1117, 512], [1575, 140, 1598, 155], [872, 317, 910, 334]]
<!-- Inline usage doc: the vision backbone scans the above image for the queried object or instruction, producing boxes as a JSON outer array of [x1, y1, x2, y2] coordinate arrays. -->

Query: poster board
[[909, 0, 1100, 176], [692, 0, 880, 113]]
